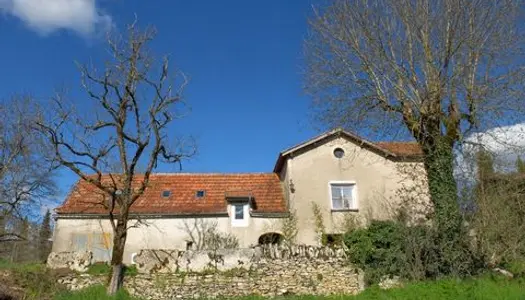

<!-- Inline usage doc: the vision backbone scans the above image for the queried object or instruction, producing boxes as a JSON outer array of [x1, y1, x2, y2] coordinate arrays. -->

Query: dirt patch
[[0, 267, 72, 300], [0, 271, 24, 300]]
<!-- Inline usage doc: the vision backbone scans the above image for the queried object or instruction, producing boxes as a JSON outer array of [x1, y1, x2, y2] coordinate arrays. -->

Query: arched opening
[[258, 232, 284, 245]]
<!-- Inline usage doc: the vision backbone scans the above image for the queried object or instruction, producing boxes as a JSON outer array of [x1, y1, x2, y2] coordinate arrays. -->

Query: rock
[[493, 267, 514, 278], [378, 275, 402, 289], [47, 251, 93, 272]]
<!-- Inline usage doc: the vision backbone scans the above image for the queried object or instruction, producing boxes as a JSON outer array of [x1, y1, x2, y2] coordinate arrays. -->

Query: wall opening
[[258, 232, 284, 245], [322, 233, 344, 247]]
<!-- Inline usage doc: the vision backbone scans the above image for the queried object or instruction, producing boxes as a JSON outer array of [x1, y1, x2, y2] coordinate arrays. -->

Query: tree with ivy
[[306, 0, 525, 242]]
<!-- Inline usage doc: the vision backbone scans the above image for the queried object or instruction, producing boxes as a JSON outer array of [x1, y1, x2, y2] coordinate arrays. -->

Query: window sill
[[331, 209, 359, 213]]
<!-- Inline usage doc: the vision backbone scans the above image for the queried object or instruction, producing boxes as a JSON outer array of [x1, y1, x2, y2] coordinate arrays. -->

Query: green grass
[[234, 275, 525, 300], [86, 263, 138, 276], [349, 275, 525, 300], [86, 262, 112, 275], [54, 285, 142, 300], [0, 258, 65, 299], [0, 258, 46, 273]]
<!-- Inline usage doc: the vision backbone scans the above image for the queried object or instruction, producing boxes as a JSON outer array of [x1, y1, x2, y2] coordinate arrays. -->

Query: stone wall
[[54, 245, 364, 298], [133, 244, 347, 274]]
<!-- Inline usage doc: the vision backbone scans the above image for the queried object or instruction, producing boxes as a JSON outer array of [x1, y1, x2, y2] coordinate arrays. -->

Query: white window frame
[[328, 181, 358, 211], [230, 203, 249, 227]]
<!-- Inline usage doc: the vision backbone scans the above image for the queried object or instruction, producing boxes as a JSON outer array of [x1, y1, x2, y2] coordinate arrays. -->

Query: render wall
[[282, 137, 429, 245], [52, 216, 283, 264]]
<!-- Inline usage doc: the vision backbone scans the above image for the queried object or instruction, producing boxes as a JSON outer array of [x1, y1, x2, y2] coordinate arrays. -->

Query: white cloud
[[467, 123, 525, 153], [455, 123, 525, 180], [0, 0, 112, 36]]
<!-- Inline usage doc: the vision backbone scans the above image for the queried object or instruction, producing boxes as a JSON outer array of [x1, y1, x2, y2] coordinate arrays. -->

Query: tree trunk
[[420, 135, 461, 234], [107, 217, 128, 295]]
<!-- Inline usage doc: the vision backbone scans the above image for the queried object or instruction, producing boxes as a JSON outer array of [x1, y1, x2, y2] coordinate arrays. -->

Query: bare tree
[[35, 22, 195, 294], [306, 0, 525, 233], [181, 219, 239, 251], [0, 96, 56, 242]]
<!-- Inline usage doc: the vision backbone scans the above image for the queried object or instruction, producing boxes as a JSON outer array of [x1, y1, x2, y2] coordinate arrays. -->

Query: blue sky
[[0, 0, 322, 202]]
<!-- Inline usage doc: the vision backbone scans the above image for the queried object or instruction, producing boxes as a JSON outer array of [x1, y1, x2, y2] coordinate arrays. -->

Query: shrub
[[344, 220, 404, 284], [344, 220, 483, 285]]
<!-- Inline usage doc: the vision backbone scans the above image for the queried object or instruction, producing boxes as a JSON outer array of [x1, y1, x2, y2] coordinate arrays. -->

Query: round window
[[333, 148, 345, 158]]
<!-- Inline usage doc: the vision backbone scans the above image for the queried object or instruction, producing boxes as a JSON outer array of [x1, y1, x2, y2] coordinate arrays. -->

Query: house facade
[[51, 129, 428, 264]]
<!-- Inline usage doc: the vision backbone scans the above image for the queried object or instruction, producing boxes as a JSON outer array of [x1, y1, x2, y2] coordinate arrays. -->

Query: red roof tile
[[375, 142, 423, 157], [57, 173, 286, 215]]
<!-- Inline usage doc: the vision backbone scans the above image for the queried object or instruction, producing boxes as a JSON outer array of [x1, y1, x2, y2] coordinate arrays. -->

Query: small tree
[[516, 157, 525, 174], [181, 219, 239, 251], [36, 22, 195, 294], [280, 210, 299, 246], [476, 149, 495, 179], [0, 97, 55, 235], [39, 209, 52, 261]]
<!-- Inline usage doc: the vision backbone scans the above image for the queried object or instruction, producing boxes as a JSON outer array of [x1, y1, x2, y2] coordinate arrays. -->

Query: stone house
[[51, 128, 427, 263]]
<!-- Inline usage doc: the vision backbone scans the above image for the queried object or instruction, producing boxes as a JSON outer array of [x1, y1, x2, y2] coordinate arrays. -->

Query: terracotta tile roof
[[375, 142, 423, 157], [56, 173, 286, 215]]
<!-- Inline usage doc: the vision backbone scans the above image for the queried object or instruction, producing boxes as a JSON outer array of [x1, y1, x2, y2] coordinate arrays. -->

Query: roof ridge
[[376, 141, 419, 144], [144, 172, 275, 176]]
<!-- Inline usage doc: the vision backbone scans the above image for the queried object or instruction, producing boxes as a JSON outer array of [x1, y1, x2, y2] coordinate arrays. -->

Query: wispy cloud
[[0, 0, 112, 36]]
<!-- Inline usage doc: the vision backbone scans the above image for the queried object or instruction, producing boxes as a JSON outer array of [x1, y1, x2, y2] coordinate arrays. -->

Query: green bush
[[344, 220, 404, 284], [344, 220, 482, 285]]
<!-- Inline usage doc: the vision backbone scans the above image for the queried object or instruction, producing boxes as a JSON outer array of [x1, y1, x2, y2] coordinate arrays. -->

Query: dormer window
[[196, 190, 205, 198], [161, 190, 171, 198], [231, 203, 249, 227], [234, 204, 244, 220], [227, 196, 250, 227]]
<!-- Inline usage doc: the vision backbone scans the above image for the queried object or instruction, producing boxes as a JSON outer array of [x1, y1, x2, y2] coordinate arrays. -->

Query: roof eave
[[55, 212, 230, 219], [273, 128, 417, 172]]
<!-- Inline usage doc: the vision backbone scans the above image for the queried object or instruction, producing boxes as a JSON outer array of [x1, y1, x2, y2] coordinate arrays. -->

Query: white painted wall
[[53, 213, 283, 264], [280, 136, 429, 245]]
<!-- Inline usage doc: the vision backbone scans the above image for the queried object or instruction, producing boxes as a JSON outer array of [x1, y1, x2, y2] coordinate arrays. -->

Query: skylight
[[161, 190, 171, 198], [196, 190, 205, 198]]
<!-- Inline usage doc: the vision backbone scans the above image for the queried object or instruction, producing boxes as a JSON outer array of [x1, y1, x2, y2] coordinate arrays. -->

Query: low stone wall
[[54, 245, 364, 298], [133, 244, 347, 274]]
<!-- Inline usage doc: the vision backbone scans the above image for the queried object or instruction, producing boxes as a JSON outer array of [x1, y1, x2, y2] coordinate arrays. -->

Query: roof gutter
[[56, 211, 291, 220], [55, 212, 229, 220]]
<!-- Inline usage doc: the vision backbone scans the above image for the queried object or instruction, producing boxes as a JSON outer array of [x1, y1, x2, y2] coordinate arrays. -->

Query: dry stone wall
[[54, 245, 364, 298]]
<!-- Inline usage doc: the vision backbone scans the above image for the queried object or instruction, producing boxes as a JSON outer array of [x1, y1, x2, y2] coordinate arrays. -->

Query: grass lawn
[[55, 274, 525, 300], [54, 285, 139, 300]]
